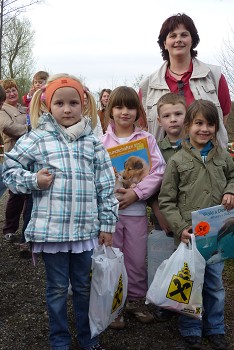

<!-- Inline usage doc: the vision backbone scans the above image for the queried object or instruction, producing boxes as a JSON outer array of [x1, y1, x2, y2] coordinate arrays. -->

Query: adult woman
[[97, 88, 112, 133], [0, 79, 28, 242], [0, 85, 6, 198], [140, 13, 231, 148]]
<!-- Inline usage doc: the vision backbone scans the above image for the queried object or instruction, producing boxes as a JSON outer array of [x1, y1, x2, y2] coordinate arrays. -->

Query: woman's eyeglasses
[[5, 88, 18, 94], [177, 80, 185, 96]]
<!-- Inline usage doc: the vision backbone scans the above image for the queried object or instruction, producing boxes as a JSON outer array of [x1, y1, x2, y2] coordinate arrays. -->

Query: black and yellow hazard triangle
[[111, 274, 123, 313], [166, 263, 193, 304]]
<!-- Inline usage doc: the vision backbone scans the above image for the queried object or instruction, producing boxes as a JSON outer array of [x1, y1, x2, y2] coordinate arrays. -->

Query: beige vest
[[0, 103, 27, 152], [140, 58, 228, 148]]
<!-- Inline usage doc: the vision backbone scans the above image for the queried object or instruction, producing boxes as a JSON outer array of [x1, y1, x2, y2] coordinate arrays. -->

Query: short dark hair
[[105, 86, 146, 125], [33, 71, 49, 81], [157, 13, 200, 61]]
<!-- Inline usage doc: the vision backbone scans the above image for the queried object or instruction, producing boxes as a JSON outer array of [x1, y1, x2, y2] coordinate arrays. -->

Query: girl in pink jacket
[[102, 86, 166, 329]]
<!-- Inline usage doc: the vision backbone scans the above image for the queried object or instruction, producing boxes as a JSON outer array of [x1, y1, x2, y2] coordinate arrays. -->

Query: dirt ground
[[0, 191, 233, 350]]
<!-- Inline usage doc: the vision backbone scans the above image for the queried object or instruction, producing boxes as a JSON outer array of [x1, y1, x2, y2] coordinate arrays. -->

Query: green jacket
[[158, 142, 234, 246], [157, 135, 180, 163]]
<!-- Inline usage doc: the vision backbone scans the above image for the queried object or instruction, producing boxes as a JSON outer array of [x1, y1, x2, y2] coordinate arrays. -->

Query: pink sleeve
[[218, 74, 231, 116], [133, 134, 166, 200]]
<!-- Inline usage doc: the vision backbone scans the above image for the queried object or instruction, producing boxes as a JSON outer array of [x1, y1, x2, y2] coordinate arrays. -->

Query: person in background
[[83, 86, 103, 140], [159, 99, 234, 350], [0, 85, 6, 198], [140, 13, 231, 148], [3, 73, 118, 350], [19, 71, 49, 257], [0, 79, 28, 243], [22, 71, 49, 108], [102, 86, 166, 329], [97, 88, 112, 133]]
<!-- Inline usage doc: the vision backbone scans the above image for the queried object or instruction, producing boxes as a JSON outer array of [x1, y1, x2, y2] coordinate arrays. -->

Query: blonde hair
[[83, 89, 98, 129], [30, 73, 83, 129]]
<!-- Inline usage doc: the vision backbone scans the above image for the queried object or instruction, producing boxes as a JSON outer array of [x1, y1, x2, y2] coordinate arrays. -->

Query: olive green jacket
[[158, 142, 234, 246], [157, 135, 181, 163]]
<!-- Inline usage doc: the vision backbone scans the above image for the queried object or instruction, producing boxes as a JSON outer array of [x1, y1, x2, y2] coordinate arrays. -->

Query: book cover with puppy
[[107, 138, 151, 193]]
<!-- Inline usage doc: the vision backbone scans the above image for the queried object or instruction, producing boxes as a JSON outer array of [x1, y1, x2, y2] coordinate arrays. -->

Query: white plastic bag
[[89, 245, 128, 338], [146, 234, 206, 319]]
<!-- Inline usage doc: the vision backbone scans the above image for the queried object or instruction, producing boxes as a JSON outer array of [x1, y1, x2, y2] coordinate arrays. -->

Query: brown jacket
[[0, 103, 27, 152], [97, 108, 106, 133]]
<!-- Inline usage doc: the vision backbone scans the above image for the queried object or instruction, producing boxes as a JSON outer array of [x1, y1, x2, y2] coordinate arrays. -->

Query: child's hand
[[99, 232, 112, 246], [151, 200, 171, 233], [180, 226, 193, 244], [28, 86, 35, 97], [37, 168, 54, 189], [156, 210, 172, 233], [116, 188, 138, 209], [222, 193, 234, 211]]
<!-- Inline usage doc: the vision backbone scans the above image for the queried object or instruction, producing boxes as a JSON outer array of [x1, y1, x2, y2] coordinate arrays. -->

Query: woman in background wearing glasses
[[140, 13, 231, 148]]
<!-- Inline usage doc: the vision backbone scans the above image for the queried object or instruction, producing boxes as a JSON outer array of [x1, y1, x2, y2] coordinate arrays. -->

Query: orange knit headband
[[45, 77, 84, 110]]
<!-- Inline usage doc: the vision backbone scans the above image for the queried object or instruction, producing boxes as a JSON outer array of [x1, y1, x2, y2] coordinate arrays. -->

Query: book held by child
[[107, 138, 151, 191]]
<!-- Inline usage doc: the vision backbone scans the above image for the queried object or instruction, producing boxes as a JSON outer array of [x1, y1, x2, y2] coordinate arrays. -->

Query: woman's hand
[[37, 168, 54, 189]]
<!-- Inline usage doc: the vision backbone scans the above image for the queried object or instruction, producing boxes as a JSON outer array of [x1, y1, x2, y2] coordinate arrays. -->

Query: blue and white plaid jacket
[[3, 113, 118, 242]]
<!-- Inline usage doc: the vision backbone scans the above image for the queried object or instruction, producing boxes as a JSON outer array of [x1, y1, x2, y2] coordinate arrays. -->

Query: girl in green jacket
[[159, 99, 234, 350]]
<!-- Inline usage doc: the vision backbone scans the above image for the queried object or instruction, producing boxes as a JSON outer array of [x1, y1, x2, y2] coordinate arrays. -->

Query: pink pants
[[113, 214, 148, 300]]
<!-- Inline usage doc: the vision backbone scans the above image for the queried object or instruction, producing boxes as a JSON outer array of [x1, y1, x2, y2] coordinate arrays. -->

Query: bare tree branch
[[217, 27, 234, 98], [0, 0, 44, 78]]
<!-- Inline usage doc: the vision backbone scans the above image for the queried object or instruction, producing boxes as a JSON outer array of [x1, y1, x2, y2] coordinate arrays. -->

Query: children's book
[[192, 204, 234, 264], [107, 138, 151, 193]]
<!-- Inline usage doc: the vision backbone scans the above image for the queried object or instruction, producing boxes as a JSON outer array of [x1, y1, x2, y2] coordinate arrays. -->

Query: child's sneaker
[[183, 336, 202, 349], [125, 299, 154, 323], [153, 306, 174, 322], [109, 315, 125, 330]]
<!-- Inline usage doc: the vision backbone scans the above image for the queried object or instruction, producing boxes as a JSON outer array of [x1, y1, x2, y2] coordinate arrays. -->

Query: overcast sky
[[27, 0, 234, 93]]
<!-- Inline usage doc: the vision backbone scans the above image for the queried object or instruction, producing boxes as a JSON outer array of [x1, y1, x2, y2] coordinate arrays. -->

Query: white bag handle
[[102, 244, 121, 260]]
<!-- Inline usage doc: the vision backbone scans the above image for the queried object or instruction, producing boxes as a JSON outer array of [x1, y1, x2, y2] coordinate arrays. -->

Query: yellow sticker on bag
[[166, 263, 193, 304], [111, 274, 123, 313]]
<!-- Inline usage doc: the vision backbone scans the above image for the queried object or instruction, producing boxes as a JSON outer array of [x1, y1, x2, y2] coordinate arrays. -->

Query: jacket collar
[[105, 121, 144, 142], [38, 113, 92, 141]]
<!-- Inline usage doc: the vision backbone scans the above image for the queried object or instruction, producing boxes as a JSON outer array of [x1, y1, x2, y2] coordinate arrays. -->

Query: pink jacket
[[102, 123, 166, 200]]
